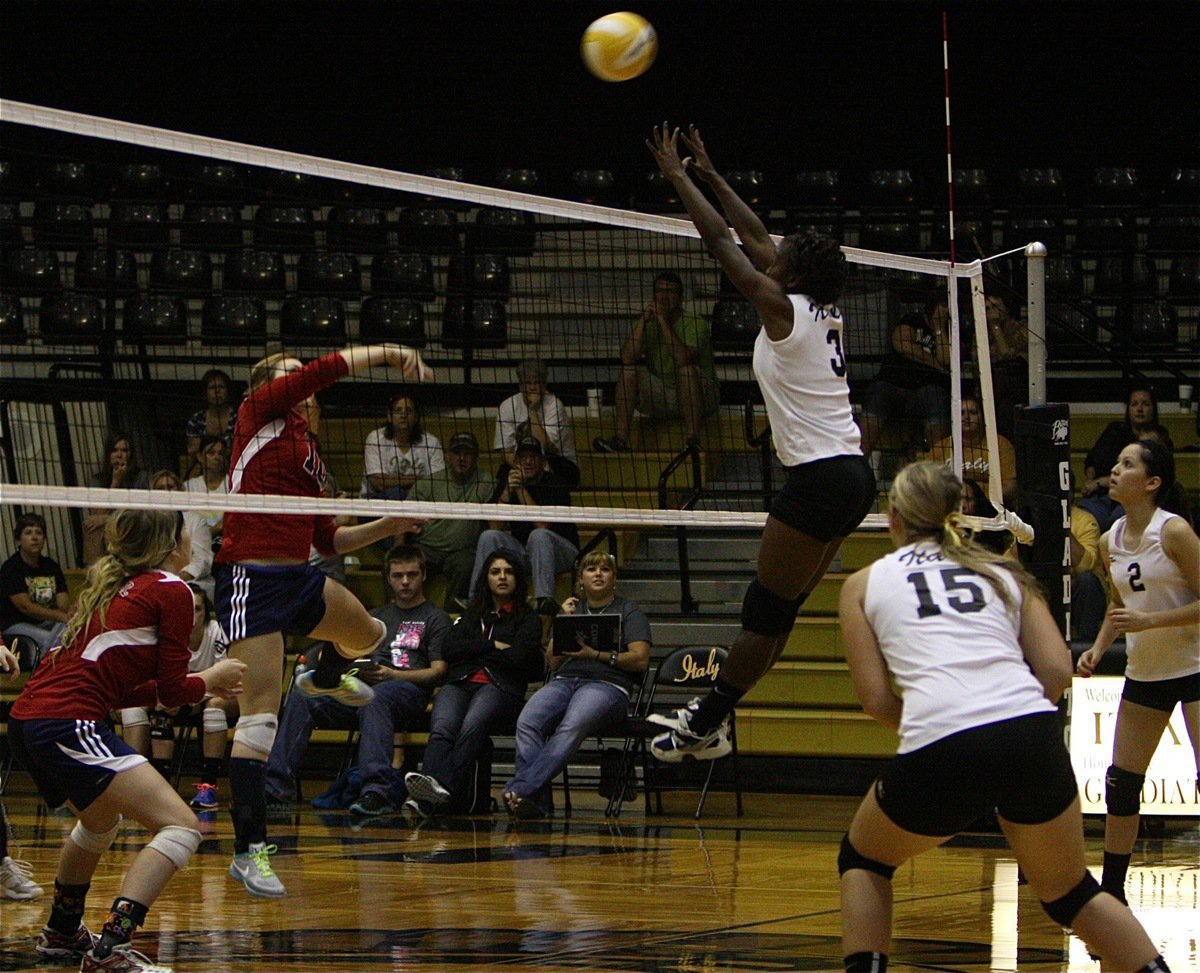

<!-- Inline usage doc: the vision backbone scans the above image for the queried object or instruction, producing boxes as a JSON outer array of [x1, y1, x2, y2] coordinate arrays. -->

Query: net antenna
[[1, 99, 994, 547]]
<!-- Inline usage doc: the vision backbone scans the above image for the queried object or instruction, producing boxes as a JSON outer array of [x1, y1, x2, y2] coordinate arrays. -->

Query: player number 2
[[906, 568, 988, 618], [1127, 562, 1145, 592]]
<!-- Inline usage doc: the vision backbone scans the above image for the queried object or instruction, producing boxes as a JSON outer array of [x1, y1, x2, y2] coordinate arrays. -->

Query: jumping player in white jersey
[[1077, 438, 1199, 905], [215, 343, 431, 897], [644, 124, 875, 760], [837, 461, 1168, 973]]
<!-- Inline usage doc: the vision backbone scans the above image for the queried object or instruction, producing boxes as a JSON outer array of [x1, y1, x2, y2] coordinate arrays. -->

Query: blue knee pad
[[837, 834, 897, 880], [1105, 765, 1145, 817], [741, 579, 803, 637], [1041, 871, 1101, 927]]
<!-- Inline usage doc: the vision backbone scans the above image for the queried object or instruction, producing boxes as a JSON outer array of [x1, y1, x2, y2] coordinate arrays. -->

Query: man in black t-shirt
[[0, 513, 73, 666], [470, 436, 579, 614]]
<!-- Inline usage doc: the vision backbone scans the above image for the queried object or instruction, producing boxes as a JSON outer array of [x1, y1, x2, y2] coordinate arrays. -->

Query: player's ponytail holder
[[942, 512, 966, 548]]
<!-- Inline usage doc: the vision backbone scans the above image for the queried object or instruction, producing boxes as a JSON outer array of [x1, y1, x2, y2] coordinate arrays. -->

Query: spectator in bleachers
[[403, 551, 543, 816], [82, 431, 150, 565], [361, 390, 444, 500], [0, 513, 73, 668], [185, 368, 238, 477], [118, 583, 237, 810], [925, 393, 1018, 506], [502, 551, 651, 820], [403, 431, 496, 612], [149, 469, 214, 601], [494, 359, 579, 483], [985, 292, 1028, 441], [185, 434, 229, 549], [858, 297, 951, 474], [593, 271, 720, 453], [1080, 384, 1159, 533], [960, 477, 1014, 556], [473, 436, 580, 616], [264, 546, 450, 815]]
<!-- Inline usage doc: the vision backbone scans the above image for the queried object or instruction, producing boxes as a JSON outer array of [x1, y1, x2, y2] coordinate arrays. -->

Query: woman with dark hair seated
[[360, 390, 444, 500], [1081, 384, 1159, 532]]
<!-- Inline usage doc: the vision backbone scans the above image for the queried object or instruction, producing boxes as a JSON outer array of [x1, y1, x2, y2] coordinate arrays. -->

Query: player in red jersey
[[9, 509, 245, 973], [213, 342, 432, 897]]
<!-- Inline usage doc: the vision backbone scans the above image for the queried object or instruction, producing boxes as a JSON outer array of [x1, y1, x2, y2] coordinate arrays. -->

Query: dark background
[[3, 0, 1198, 199]]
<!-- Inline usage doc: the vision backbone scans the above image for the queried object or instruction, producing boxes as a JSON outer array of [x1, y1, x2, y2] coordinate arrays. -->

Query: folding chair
[[615, 645, 744, 820]]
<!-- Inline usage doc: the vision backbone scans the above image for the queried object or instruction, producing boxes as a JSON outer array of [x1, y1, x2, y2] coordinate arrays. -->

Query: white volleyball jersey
[[752, 294, 862, 467], [863, 541, 1056, 753], [1108, 508, 1199, 682]]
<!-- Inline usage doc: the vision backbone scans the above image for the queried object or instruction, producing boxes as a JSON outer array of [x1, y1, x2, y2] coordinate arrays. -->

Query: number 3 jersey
[[752, 294, 862, 467], [1108, 508, 1199, 683], [863, 541, 1055, 753]]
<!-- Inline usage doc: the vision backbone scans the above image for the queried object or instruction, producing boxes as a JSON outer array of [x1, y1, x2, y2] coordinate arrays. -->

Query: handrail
[[657, 439, 704, 614], [574, 526, 619, 572]]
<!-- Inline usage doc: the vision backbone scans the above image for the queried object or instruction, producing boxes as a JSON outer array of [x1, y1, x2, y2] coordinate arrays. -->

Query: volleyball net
[[0, 100, 1018, 572]]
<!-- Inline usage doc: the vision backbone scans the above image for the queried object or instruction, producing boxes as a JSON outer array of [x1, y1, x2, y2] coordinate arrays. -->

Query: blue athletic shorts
[[8, 718, 147, 812], [215, 562, 329, 642], [770, 454, 876, 541]]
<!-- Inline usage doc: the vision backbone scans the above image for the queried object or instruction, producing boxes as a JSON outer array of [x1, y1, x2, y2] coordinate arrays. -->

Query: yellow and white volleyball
[[581, 11, 658, 82]]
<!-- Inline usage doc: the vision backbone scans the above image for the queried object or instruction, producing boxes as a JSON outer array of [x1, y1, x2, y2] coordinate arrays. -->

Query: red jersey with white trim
[[216, 353, 348, 564], [11, 570, 204, 722]]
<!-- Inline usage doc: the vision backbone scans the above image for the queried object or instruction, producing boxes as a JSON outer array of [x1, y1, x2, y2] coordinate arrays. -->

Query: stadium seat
[[109, 202, 169, 248], [440, 298, 507, 349], [952, 168, 990, 207], [1146, 214, 1200, 252], [3, 248, 61, 292], [359, 296, 426, 346], [1092, 256, 1156, 298], [1073, 213, 1130, 253], [113, 163, 166, 200], [446, 253, 510, 301], [638, 170, 680, 212], [74, 247, 139, 294], [326, 206, 390, 250], [865, 169, 916, 207], [253, 204, 315, 251], [569, 169, 620, 205], [186, 163, 245, 202], [1088, 167, 1140, 205], [493, 168, 540, 192], [38, 291, 104, 341], [123, 293, 189, 343], [223, 249, 286, 295], [297, 251, 362, 295], [180, 203, 243, 249], [474, 207, 536, 256], [263, 168, 314, 199], [1126, 299, 1178, 349], [370, 252, 435, 301], [930, 214, 994, 255], [0, 201, 23, 248], [149, 249, 213, 295], [281, 295, 347, 343], [1013, 168, 1065, 205], [724, 171, 768, 208], [1161, 168, 1199, 205], [396, 207, 458, 252], [38, 162, 92, 200], [710, 299, 760, 349], [1168, 256, 1200, 298], [32, 202, 94, 248], [201, 294, 268, 344], [1004, 215, 1064, 252], [0, 293, 25, 341], [1043, 255, 1084, 298], [792, 170, 840, 207], [858, 219, 920, 252], [1046, 301, 1099, 359]]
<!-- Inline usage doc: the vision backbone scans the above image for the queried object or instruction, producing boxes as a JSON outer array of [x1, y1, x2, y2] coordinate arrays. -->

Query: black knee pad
[[837, 834, 897, 880], [1105, 765, 1145, 817], [1041, 871, 1102, 927], [741, 579, 803, 637]]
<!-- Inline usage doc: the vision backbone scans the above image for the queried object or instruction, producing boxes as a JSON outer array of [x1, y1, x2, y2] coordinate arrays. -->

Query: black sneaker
[[593, 436, 632, 453], [349, 790, 397, 816]]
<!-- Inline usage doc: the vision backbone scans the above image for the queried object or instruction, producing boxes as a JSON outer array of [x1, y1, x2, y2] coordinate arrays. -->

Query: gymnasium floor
[[0, 783, 1196, 973]]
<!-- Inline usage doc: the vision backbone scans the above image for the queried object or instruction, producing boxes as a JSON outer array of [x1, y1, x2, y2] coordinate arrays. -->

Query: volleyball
[[581, 12, 657, 82]]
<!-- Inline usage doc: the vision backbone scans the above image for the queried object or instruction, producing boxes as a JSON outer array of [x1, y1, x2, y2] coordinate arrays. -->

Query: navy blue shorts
[[770, 454, 876, 541], [215, 562, 328, 642], [8, 718, 147, 812], [874, 711, 1079, 836], [1122, 672, 1200, 713]]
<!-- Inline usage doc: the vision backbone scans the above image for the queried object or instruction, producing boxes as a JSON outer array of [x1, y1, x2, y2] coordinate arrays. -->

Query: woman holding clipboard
[[502, 551, 651, 820]]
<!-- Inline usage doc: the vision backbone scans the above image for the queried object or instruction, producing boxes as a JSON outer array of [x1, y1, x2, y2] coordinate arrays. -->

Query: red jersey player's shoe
[[80, 944, 174, 972]]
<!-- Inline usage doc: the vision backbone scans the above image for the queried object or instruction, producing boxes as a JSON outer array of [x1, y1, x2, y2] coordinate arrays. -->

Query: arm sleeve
[[622, 602, 653, 647], [153, 581, 208, 709], [312, 515, 339, 557]]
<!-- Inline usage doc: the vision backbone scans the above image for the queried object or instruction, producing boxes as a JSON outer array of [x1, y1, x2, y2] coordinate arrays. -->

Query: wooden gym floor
[[0, 781, 1196, 973]]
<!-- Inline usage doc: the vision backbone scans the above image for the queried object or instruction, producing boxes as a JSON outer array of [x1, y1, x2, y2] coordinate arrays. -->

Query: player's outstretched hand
[[681, 125, 718, 183], [385, 345, 434, 383], [382, 516, 428, 537], [646, 122, 689, 181], [204, 658, 248, 699]]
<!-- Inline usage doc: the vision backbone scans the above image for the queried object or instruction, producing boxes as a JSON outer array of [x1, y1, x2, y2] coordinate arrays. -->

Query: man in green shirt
[[594, 271, 720, 452], [404, 432, 496, 610]]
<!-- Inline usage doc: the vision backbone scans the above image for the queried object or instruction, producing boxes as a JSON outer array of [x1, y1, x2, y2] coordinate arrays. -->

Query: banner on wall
[[1068, 676, 1199, 816]]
